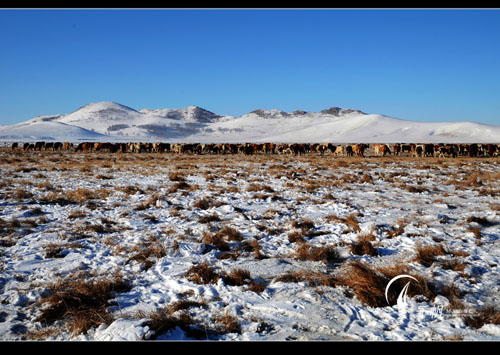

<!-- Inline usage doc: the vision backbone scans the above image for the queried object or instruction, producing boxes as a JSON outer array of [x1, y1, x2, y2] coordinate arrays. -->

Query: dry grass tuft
[[467, 225, 483, 239], [414, 244, 446, 267], [168, 181, 191, 193], [222, 269, 252, 286], [336, 260, 435, 307], [126, 237, 166, 270], [202, 231, 230, 251], [140, 307, 196, 340], [193, 197, 214, 210], [68, 210, 88, 220], [350, 232, 379, 256], [386, 220, 407, 238], [292, 242, 341, 264], [466, 216, 495, 227], [327, 213, 362, 233], [197, 214, 221, 224], [44, 242, 84, 259], [290, 218, 315, 231], [216, 226, 243, 241], [288, 230, 305, 243], [274, 270, 337, 288], [35, 272, 131, 335], [186, 262, 220, 285], [463, 306, 500, 329], [214, 312, 241, 334]]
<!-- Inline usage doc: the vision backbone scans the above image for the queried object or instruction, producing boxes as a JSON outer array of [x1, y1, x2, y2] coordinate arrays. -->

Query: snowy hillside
[[1, 101, 499, 143], [0, 121, 109, 142]]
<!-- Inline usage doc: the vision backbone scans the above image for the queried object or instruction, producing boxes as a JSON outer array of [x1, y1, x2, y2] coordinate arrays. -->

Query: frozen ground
[[0, 148, 499, 341]]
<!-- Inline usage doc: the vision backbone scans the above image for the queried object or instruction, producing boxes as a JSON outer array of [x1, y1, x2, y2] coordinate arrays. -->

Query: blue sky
[[1, 8, 499, 126]]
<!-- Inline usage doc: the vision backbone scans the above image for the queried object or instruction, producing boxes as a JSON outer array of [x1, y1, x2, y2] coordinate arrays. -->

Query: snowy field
[[1, 148, 499, 341]]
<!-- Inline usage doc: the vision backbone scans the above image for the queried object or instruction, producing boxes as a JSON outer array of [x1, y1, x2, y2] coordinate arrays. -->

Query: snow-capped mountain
[[1, 101, 499, 143]]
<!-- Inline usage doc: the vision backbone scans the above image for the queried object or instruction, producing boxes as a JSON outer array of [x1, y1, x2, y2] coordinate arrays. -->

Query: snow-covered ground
[[1, 149, 499, 341]]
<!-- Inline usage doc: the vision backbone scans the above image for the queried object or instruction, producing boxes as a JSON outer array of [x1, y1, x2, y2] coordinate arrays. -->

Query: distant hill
[[1, 101, 499, 143]]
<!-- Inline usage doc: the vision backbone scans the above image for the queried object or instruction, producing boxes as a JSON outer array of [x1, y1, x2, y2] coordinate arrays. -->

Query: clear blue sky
[[1, 8, 499, 126]]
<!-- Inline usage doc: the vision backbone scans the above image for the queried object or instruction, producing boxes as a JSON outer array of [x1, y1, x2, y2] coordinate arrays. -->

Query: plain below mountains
[[1, 101, 499, 144]]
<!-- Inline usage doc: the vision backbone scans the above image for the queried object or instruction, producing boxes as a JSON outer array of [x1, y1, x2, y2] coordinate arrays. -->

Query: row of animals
[[9, 141, 500, 158]]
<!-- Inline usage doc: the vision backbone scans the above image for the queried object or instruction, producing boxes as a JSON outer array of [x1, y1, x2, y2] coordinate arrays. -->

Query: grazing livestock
[[75, 142, 93, 152], [334, 145, 344, 157], [458, 144, 469, 157], [276, 143, 288, 154], [413, 144, 424, 157], [316, 143, 336, 155], [424, 144, 434, 157], [35, 141, 45, 151], [401, 144, 413, 155], [12, 139, 498, 160], [95, 142, 116, 152], [373, 144, 391, 156], [352, 144, 368, 157], [290, 143, 305, 156], [468, 144, 479, 157], [437, 144, 458, 158], [484, 144, 497, 157], [263, 143, 275, 154], [315, 144, 326, 155]]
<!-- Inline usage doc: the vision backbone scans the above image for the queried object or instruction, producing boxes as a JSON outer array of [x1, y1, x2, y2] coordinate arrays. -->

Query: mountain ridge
[[1, 101, 499, 143]]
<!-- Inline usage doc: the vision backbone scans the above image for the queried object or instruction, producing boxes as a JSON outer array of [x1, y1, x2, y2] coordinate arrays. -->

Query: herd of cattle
[[8, 141, 500, 158]]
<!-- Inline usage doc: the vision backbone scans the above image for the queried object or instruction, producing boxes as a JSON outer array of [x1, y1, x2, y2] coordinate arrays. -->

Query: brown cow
[[484, 144, 497, 157], [316, 144, 326, 155], [352, 144, 368, 157], [75, 142, 92, 152], [94, 142, 114, 152], [380, 144, 391, 156], [468, 144, 479, 157], [262, 143, 275, 154], [334, 145, 344, 157]]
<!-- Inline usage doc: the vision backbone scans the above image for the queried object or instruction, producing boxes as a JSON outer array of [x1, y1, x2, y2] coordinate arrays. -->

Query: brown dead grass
[[386, 219, 407, 238], [336, 260, 435, 307], [214, 312, 241, 334], [126, 237, 166, 270], [202, 231, 230, 251], [414, 244, 446, 267], [274, 270, 337, 288], [292, 242, 341, 264], [350, 231, 378, 256], [139, 307, 197, 340], [186, 262, 220, 285], [463, 305, 500, 329], [35, 272, 131, 335]]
